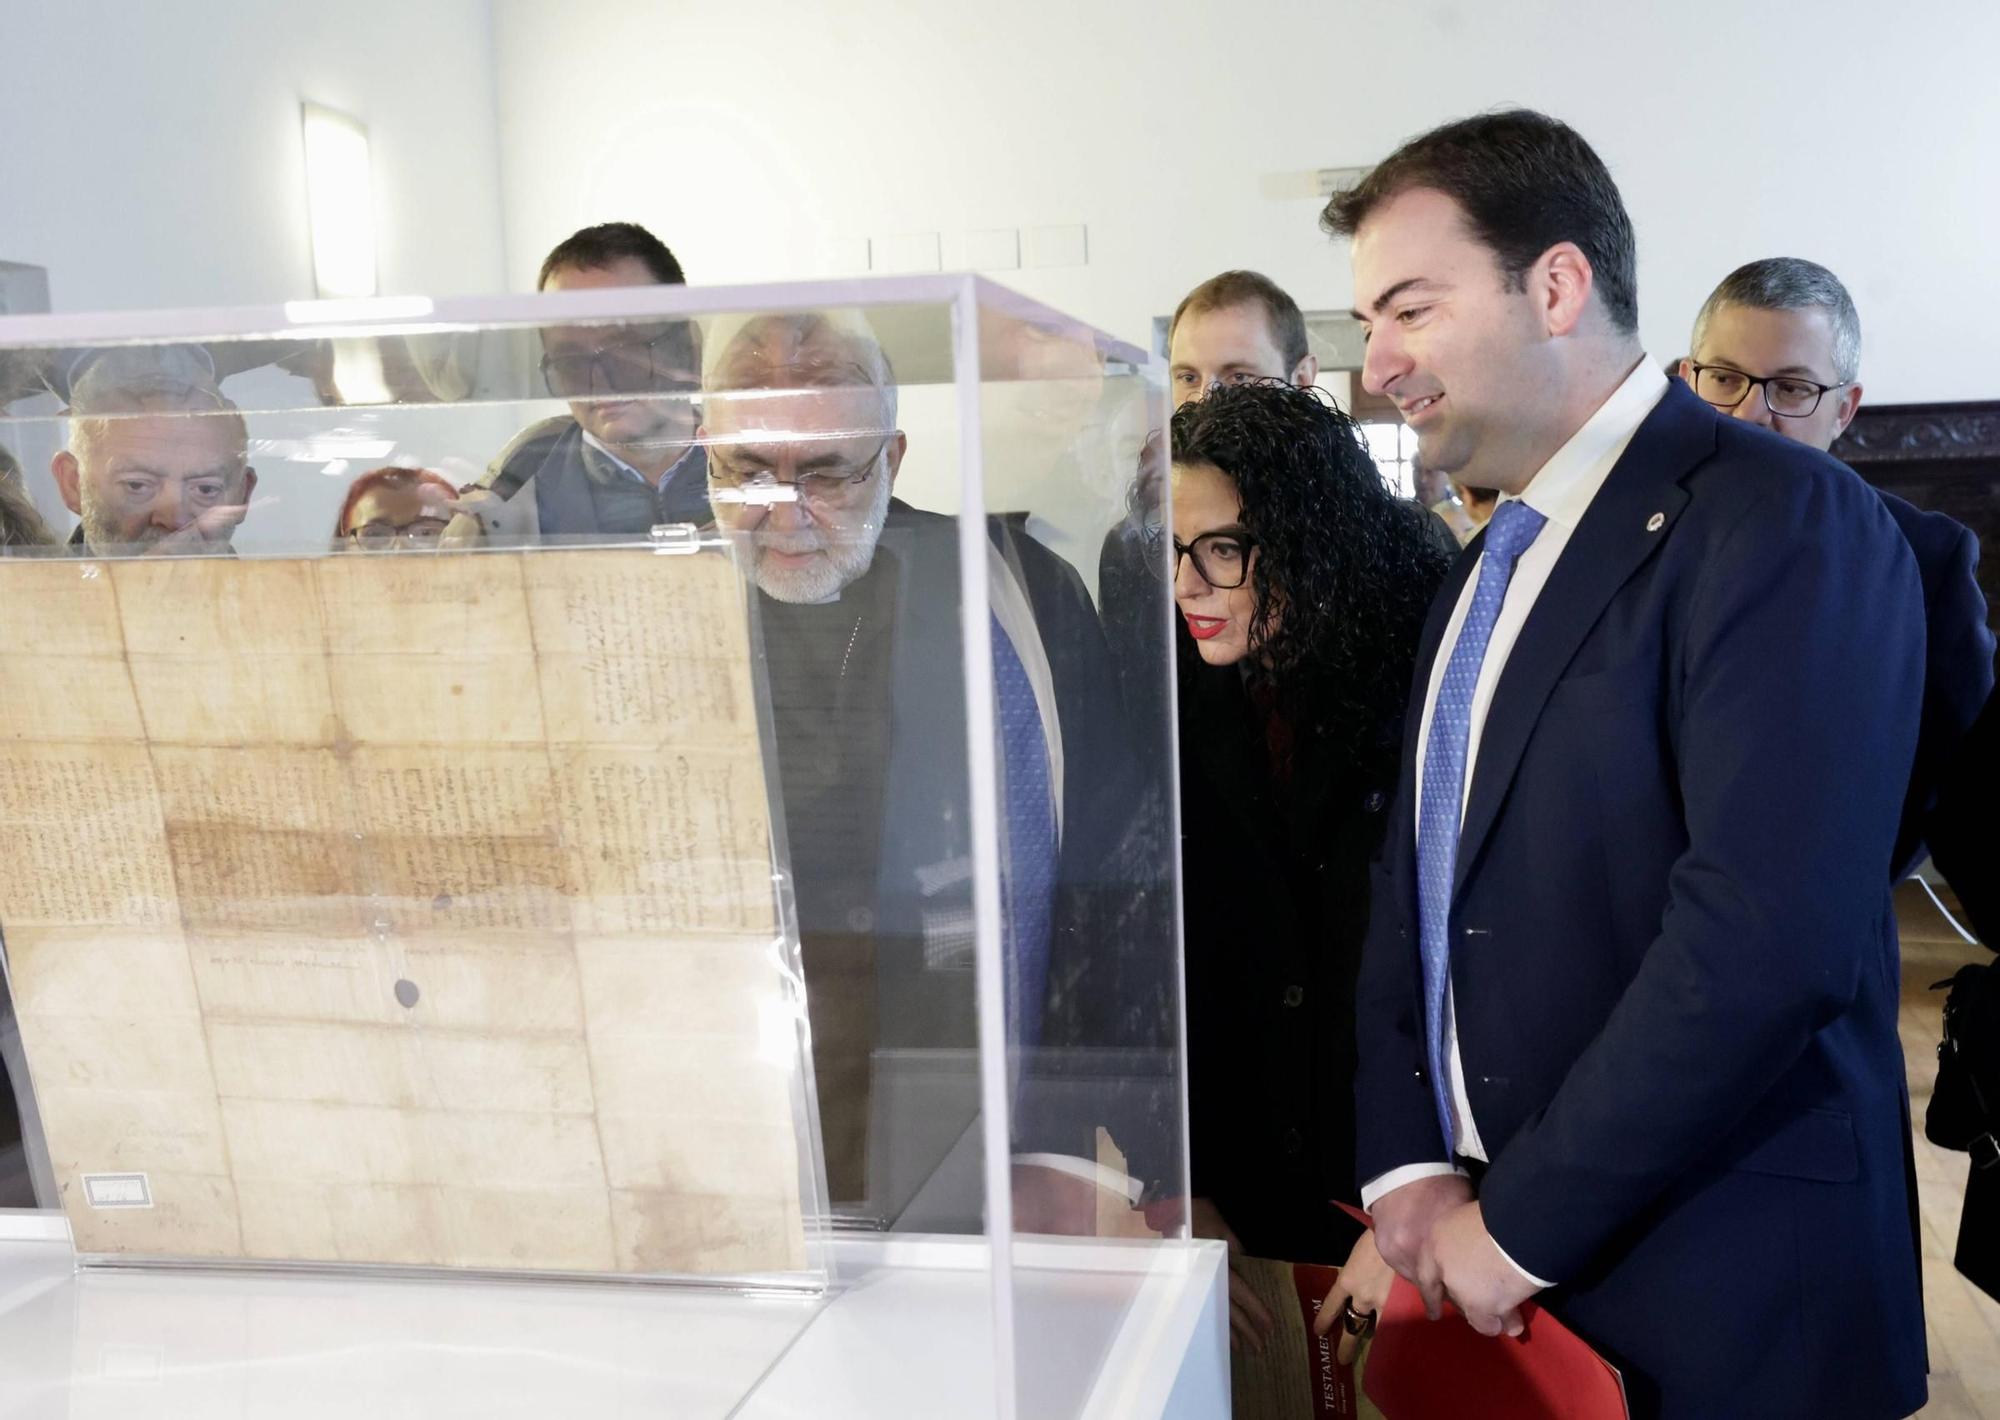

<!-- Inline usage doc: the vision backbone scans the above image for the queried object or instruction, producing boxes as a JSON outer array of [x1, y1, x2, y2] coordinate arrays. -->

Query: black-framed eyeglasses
[[345, 517, 451, 548], [540, 329, 698, 399], [1170, 530, 1256, 589], [1688, 363, 1847, 419], [708, 435, 894, 508]]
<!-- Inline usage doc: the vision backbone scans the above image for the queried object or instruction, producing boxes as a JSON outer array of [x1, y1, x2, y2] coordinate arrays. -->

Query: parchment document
[[0, 550, 808, 1278]]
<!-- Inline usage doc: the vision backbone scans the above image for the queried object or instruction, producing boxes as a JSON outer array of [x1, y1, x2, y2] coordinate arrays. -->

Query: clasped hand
[[1369, 1174, 1538, 1338]]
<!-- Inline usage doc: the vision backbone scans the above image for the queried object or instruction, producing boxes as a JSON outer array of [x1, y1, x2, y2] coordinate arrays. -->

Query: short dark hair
[[537, 222, 686, 290], [1169, 270, 1310, 371], [1321, 109, 1639, 335]]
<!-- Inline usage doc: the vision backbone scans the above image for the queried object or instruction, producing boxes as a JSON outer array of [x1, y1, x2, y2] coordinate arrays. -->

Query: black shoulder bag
[[1930, 961, 2000, 1167], [1929, 959, 2000, 1301]]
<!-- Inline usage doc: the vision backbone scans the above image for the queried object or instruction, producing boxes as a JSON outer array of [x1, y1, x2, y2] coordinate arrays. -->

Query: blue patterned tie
[[992, 616, 1058, 1049], [1417, 499, 1547, 1153]]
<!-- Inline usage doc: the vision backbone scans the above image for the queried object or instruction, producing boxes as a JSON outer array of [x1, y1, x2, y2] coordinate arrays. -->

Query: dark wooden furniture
[[1836, 401, 2000, 647]]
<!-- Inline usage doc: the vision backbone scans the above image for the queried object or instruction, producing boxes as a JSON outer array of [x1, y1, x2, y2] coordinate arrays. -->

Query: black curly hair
[[1170, 381, 1453, 773]]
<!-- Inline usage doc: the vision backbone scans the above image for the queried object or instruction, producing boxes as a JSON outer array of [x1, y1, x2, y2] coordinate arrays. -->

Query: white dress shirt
[[1361, 357, 1669, 1279]]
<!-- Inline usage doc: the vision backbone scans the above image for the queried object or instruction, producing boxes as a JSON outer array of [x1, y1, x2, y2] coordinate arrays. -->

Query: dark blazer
[[1876, 489, 1994, 879], [1931, 687, 2000, 943], [1354, 379, 1928, 1420], [769, 499, 1169, 1220], [1926, 685, 2000, 1303], [1178, 661, 1391, 1262]]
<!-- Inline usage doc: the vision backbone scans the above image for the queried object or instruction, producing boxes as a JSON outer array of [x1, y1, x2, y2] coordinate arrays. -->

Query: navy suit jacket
[[1354, 380, 1929, 1420], [1875, 489, 1994, 878]]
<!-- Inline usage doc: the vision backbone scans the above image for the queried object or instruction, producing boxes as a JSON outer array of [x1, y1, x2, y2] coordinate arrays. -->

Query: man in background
[[1100, 271, 1322, 708], [703, 312, 1169, 1233], [1682, 256, 1993, 876], [448, 221, 708, 541], [51, 359, 256, 557], [1165, 270, 1319, 402]]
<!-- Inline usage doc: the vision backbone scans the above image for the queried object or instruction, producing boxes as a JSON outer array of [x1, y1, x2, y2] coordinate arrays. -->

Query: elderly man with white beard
[[701, 312, 1177, 1235]]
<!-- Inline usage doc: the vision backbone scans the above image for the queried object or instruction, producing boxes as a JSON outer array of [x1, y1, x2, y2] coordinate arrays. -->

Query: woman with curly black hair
[[1169, 380, 1452, 1352]]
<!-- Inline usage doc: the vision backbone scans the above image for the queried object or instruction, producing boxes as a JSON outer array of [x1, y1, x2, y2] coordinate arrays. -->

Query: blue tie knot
[[1483, 498, 1548, 568]]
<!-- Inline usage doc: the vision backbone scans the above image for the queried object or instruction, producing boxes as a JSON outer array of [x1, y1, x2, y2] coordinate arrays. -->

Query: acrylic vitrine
[[0, 275, 1211, 1420]]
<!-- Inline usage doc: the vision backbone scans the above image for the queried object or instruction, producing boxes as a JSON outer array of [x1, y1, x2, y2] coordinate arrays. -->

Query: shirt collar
[[580, 428, 700, 489], [1509, 356, 1668, 531]]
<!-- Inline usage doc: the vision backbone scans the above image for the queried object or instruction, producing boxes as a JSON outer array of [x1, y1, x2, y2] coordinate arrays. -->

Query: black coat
[[765, 500, 1173, 1222], [1928, 687, 2000, 1303], [1931, 688, 2000, 945], [1178, 659, 1394, 1262], [1875, 489, 1993, 879]]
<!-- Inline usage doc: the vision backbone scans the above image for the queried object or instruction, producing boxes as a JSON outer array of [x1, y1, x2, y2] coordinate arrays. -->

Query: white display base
[[0, 1215, 1226, 1419]]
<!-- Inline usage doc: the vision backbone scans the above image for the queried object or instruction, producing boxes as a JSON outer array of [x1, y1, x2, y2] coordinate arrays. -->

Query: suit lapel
[[1452, 381, 1717, 895]]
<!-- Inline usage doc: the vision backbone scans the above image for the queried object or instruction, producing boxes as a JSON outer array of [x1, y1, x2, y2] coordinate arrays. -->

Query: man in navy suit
[[1323, 111, 1929, 1418], [1681, 257, 1993, 879]]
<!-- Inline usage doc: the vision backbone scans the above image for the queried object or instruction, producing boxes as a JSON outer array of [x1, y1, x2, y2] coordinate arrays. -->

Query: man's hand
[[441, 490, 505, 546], [152, 498, 256, 555], [1189, 1197, 1276, 1355], [1430, 1199, 1539, 1337], [1369, 1172, 1473, 1315]]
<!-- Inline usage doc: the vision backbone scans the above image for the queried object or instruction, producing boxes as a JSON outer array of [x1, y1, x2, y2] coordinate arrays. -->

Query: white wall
[[491, 0, 2000, 404], [0, 0, 509, 311], [0, 0, 514, 548]]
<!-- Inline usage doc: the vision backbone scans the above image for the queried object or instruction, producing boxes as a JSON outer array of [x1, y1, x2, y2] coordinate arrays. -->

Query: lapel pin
[[1646, 512, 1666, 533]]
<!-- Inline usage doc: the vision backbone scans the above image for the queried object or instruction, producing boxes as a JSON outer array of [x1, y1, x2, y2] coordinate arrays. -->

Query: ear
[[884, 431, 907, 487], [51, 450, 82, 515], [240, 467, 259, 504], [1535, 241, 1596, 339], [1677, 356, 1695, 384], [1832, 382, 1863, 438], [1291, 353, 1320, 389]]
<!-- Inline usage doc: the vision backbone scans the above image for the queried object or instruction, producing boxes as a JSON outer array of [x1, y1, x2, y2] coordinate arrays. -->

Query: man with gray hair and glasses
[[702, 312, 1174, 1237], [1682, 256, 1992, 877], [49, 350, 258, 558]]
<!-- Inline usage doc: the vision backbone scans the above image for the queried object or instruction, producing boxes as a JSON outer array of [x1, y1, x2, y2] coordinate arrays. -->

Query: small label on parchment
[[81, 1173, 153, 1209]]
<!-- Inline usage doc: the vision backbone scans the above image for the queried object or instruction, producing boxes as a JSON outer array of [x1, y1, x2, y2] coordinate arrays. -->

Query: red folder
[[1334, 1204, 1629, 1419]]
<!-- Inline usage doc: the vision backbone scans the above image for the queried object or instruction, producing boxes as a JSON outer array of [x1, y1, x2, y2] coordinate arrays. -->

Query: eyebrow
[[106, 462, 236, 479], [1700, 358, 1835, 381], [1352, 277, 1442, 321]]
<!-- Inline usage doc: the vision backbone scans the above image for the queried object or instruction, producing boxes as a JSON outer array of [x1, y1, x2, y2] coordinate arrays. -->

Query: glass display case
[[0, 275, 1214, 1419]]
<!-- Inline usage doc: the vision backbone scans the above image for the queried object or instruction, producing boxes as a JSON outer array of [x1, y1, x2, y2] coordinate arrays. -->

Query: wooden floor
[[1898, 880, 2000, 1419]]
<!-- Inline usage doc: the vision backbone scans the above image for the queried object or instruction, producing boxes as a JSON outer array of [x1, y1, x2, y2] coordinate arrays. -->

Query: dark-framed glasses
[[1171, 530, 1256, 589], [708, 434, 894, 508], [1688, 363, 1846, 419], [540, 329, 698, 399], [346, 517, 450, 548]]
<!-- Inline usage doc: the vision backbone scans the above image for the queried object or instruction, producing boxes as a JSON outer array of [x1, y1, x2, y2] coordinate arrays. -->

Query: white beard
[[751, 472, 892, 604]]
